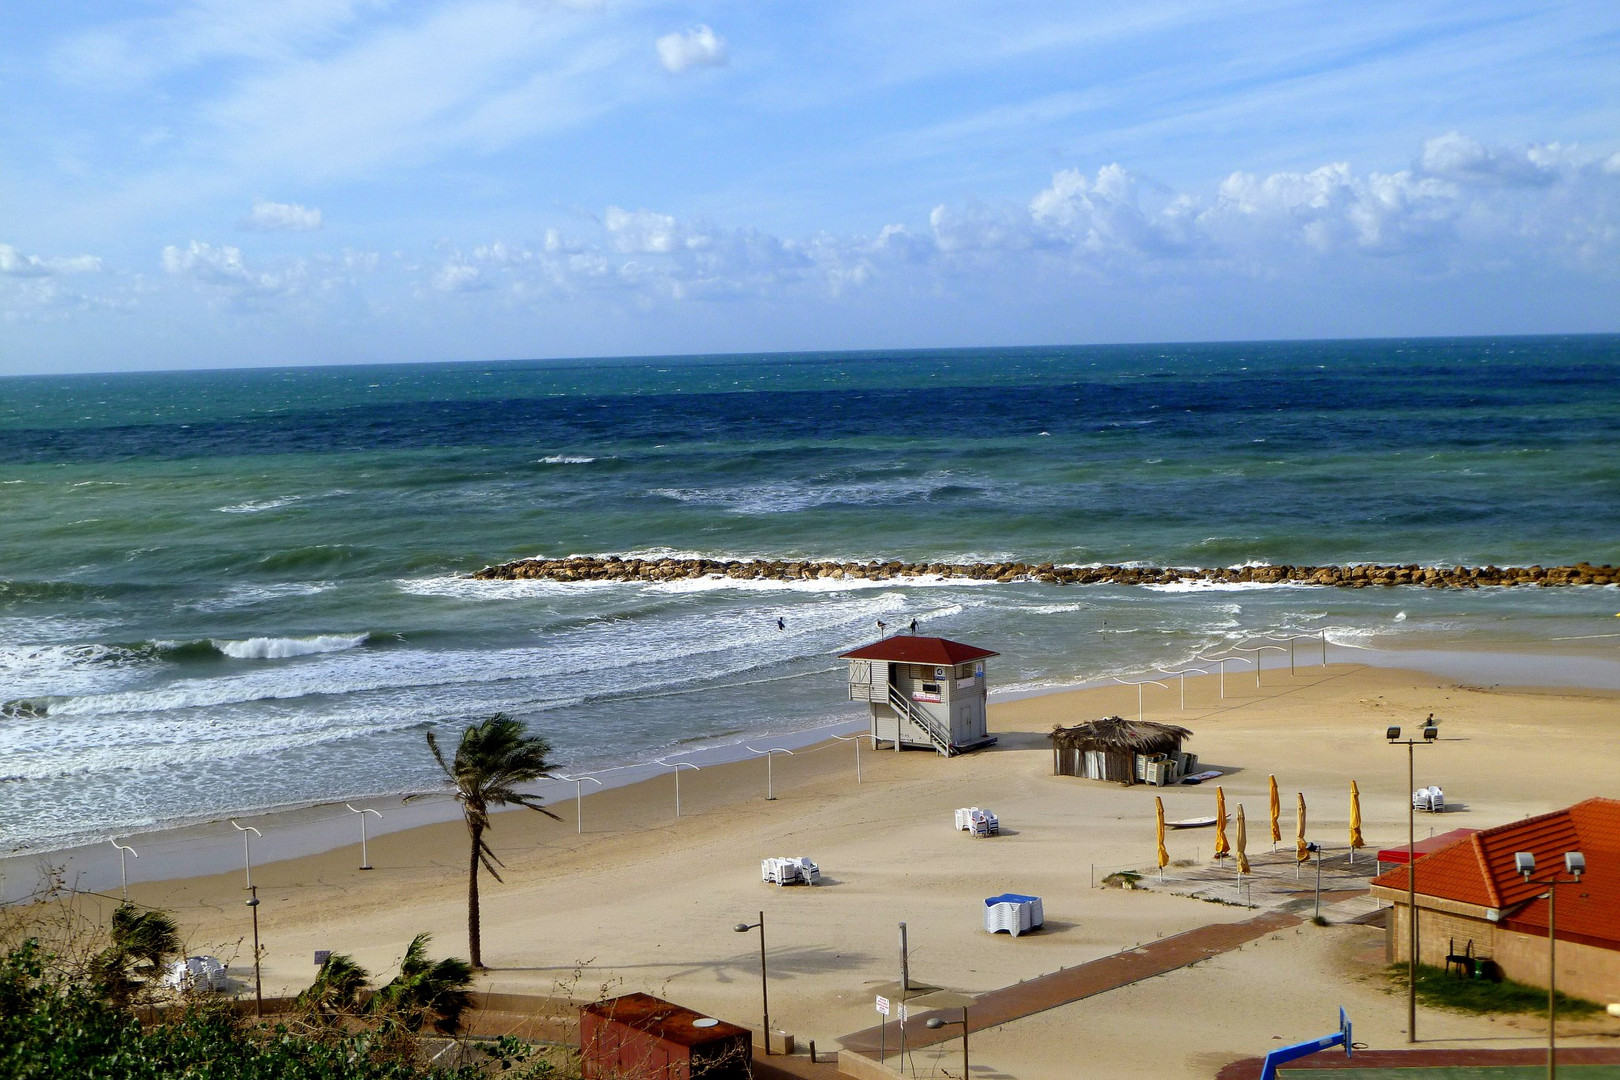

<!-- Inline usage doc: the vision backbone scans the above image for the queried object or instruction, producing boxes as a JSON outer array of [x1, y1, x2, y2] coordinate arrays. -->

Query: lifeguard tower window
[[921, 683, 940, 695]]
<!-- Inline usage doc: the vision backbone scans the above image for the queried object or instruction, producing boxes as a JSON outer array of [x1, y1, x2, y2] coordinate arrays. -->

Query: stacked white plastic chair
[[1412, 786, 1445, 812], [955, 807, 1000, 836], [983, 893, 1043, 936], [761, 856, 821, 885]]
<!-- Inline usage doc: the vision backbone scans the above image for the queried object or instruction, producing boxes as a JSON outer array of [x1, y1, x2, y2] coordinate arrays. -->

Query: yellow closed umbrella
[[1268, 774, 1281, 848], [1349, 780, 1364, 863], [1235, 803, 1251, 875], [1155, 796, 1169, 876], [1214, 786, 1230, 860], [1295, 791, 1309, 862]]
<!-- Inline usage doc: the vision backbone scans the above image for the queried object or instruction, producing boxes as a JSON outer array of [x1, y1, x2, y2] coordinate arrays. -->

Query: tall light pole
[[744, 746, 793, 801], [555, 774, 602, 833], [109, 839, 138, 901], [345, 804, 382, 870], [1387, 718, 1438, 1043], [733, 912, 770, 1055], [657, 760, 699, 817], [1515, 850, 1587, 1080], [926, 1006, 969, 1078], [245, 885, 263, 1017], [831, 733, 877, 782], [230, 819, 262, 889]]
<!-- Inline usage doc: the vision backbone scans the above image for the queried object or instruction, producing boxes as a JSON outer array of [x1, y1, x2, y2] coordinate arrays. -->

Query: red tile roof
[[1375, 828, 1480, 865], [839, 636, 999, 665], [1371, 798, 1620, 949]]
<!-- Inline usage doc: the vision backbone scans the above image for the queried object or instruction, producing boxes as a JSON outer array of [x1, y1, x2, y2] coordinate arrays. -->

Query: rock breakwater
[[472, 557, 1618, 589]]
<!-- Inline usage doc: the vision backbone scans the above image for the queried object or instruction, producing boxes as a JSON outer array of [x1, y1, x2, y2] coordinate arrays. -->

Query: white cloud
[[161, 239, 301, 295], [1419, 132, 1556, 187], [0, 244, 104, 277], [655, 25, 727, 74], [245, 200, 323, 231]]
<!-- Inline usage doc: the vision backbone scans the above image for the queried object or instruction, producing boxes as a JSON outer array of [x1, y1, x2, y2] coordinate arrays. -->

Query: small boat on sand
[[1166, 814, 1226, 829]]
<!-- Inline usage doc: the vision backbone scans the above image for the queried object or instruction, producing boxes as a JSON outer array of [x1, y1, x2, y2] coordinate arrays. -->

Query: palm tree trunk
[[468, 822, 483, 969]]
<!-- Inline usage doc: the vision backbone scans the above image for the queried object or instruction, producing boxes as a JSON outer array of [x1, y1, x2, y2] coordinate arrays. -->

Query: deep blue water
[[1, 335, 1617, 853]]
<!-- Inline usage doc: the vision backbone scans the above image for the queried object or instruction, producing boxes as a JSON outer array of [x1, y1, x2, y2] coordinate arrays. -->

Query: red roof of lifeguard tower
[[839, 636, 998, 665]]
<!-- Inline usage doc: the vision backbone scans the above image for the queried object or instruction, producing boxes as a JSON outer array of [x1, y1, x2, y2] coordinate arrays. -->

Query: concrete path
[[838, 908, 1302, 1057]]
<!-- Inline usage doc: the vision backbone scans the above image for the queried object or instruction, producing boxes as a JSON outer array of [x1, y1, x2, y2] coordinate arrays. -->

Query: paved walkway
[[838, 908, 1302, 1057]]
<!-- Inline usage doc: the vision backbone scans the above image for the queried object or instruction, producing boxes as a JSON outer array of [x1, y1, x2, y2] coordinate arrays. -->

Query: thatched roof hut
[[1049, 716, 1193, 783]]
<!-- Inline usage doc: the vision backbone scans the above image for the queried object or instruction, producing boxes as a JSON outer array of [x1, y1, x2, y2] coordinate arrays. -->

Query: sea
[[3, 336, 1619, 859]]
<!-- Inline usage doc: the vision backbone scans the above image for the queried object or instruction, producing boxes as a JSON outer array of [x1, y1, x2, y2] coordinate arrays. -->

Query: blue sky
[[2, 1, 1617, 374]]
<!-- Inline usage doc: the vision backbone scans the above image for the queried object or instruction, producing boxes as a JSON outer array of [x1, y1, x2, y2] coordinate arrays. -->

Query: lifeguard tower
[[840, 636, 998, 755]]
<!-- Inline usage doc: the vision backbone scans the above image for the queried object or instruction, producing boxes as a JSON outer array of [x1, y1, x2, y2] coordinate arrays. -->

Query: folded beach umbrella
[[1235, 803, 1251, 875], [1268, 774, 1281, 847], [1295, 791, 1309, 862], [1213, 786, 1230, 860], [1349, 780, 1364, 859], [1155, 796, 1169, 872]]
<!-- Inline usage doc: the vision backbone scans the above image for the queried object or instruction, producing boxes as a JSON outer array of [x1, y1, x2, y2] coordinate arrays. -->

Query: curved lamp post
[[733, 912, 770, 1055], [657, 760, 700, 818], [230, 819, 262, 889], [925, 1007, 969, 1078], [345, 804, 382, 870], [831, 732, 878, 782], [1516, 850, 1587, 1080], [109, 839, 138, 902], [1387, 718, 1439, 1043], [744, 746, 794, 801], [1231, 644, 1288, 687], [555, 773, 603, 834], [1196, 654, 1252, 699], [1156, 666, 1206, 711], [231, 819, 266, 1016], [1112, 676, 1168, 722]]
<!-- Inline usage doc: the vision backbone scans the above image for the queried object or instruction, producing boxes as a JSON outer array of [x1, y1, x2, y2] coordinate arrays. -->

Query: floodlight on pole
[[657, 760, 700, 817], [230, 819, 262, 890], [555, 774, 602, 834], [1386, 718, 1442, 1044], [832, 732, 878, 782], [108, 839, 138, 902], [744, 746, 794, 801], [1517, 849, 1587, 1080], [733, 912, 770, 1055], [345, 804, 382, 870]]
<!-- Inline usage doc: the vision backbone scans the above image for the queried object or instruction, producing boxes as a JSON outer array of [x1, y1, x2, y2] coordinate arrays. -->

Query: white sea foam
[[216, 496, 302, 514], [648, 573, 975, 595], [212, 633, 369, 659], [538, 455, 595, 464], [1143, 579, 1312, 593], [184, 582, 332, 612], [648, 472, 975, 515]]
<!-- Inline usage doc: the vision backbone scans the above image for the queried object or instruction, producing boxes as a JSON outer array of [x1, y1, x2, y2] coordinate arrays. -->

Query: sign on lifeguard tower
[[840, 636, 998, 756]]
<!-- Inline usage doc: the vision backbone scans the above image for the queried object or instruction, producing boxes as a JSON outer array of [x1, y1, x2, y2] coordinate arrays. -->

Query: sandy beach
[[15, 658, 1620, 1077]]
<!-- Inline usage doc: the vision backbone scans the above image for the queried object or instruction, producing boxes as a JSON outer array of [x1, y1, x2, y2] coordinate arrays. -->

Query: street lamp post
[[733, 912, 770, 1055], [831, 733, 877, 782], [925, 1007, 969, 1078], [657, 760, 700, 817], [108, 839, 138, 901], [555, 774, 602, 834], [1111, 676, 1168, 722], [1515, 850, 1587, 1080], [744, 746, 794, 801], [1196, 654, 1252, 699], [1387, 718, 1439, 1044], [1231, 644, 1288, 687], [230, 819, 262, 889], [345, 804, 382, 870], [245, 885, 263, 1017], [1156, 666, 1206, 711]]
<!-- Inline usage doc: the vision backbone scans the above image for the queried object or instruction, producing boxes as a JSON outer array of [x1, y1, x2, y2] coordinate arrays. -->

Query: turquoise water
[[2, 336, 1618, 852]]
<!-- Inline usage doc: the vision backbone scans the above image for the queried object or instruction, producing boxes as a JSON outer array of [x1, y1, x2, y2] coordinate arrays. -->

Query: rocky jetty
[[471, 556, 1618, 589]]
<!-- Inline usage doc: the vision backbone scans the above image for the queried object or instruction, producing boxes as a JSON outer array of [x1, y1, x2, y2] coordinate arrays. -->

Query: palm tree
[[366, 933, 473, 1035], [296, 952, 371, 1024], [92, 903, 181, 1006], [427, 713, 559, 969]]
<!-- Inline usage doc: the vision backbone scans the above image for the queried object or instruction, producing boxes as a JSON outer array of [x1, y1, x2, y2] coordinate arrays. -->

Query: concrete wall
[[1387, 904, 1620, 1003]]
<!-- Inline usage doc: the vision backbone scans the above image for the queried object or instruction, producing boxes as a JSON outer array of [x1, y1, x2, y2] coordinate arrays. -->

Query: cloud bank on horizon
[[2, 1, 1617, 373]]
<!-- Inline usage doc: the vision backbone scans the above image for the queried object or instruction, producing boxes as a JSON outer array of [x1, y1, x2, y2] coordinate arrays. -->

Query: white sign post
[[875, 996, 889, 1015]]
